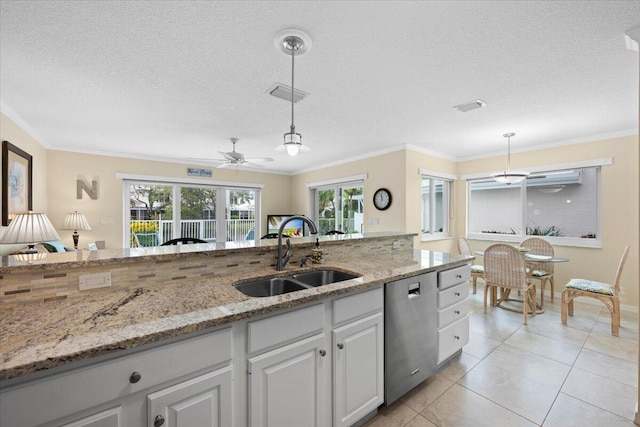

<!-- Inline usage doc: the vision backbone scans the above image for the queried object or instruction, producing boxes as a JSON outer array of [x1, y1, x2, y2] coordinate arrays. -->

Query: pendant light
[[491, 132, 529, 185], [275, 30, 311, 156]]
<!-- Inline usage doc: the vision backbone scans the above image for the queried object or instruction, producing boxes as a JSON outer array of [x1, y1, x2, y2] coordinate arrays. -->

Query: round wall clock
[[373, 188, 392, 210]]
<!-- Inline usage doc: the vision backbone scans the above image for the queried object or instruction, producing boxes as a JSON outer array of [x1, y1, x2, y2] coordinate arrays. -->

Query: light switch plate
[[79, 271, 112, 291]]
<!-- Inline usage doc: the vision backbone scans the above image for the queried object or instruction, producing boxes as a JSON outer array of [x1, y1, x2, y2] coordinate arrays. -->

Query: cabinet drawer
[[437, 298, 469, 328], [437, 282, 469, 309], [248, 304, 324, 354], [0, 328, 232, 427], [438, 265, 471, 290], [332, 287, 383, 325], [437, 317, 469, 364]]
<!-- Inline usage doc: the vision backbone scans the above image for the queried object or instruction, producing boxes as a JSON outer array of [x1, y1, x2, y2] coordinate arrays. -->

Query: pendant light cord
[[507, 134, 511, 172], [290, 44, 295, 130]]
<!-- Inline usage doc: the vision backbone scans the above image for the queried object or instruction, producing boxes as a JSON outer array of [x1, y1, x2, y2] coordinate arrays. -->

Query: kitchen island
[[0, 232, 473, 427]]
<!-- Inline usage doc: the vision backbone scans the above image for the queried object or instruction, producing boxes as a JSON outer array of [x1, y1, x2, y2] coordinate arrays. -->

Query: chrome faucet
[[276, 215, 318, 271]]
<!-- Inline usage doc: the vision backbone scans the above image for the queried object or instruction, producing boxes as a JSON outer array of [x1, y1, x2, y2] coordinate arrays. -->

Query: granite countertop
[[0, 249, 472, 383]]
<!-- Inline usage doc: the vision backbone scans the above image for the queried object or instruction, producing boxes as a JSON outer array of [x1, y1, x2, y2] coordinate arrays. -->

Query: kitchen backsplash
[[0, 235, 414, 306]]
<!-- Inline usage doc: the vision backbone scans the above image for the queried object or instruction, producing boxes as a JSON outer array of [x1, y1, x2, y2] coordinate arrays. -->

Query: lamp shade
[[491, 171, 530, 185], [61, 211, 91, 231], [0, 212, 61, 244]]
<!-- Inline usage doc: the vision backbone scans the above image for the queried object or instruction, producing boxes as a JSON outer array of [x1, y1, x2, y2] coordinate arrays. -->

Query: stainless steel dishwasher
[[384, 272, 437, 405]]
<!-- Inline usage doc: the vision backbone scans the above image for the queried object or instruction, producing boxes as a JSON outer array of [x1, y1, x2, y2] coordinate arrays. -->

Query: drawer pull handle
[[319, 349, 327, 357], [129, 371, 142, 384], [154, 415, 165, 427], [454, 310, 460, 315], [410, 368, 420, 376], [456, 274, 462, 278], [454, 292, 461, 296], [454, 335, 460, 340], [337, 343, 344, 350]]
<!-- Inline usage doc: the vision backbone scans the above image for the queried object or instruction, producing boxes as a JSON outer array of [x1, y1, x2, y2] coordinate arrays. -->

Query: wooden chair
[[456, 236, 484, 294], [483, 243, 537, 325], [133, 232, 159, 247], [561, 246, 630, 336], [520, 237, 554, 307], [160, 237, 207, 246]]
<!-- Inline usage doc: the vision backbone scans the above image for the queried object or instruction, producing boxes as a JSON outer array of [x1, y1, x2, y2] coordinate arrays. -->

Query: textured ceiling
[[1, 1, 638, 174]]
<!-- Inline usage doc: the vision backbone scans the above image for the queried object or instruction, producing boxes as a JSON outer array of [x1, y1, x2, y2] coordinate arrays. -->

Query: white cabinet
[[0, 329, 233, 427], [248, 334, 326, 427], [62, 407, 123, 427], [148, 367, 232, 427], [437, 265, 471, 364], [333, 311, 383, 427]]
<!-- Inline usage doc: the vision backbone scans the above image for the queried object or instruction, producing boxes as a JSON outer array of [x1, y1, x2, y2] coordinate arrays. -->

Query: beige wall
[[455, 135, 639, 308], [46, 151, 292, 248]]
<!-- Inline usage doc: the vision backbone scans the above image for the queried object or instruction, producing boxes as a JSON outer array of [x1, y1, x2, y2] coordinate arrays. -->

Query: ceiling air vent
[[453, 99, 486, 112], [267, 83, 309, 103]]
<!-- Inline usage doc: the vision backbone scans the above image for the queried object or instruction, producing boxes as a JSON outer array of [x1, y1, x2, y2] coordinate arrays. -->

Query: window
[[421, 173, 452, 239], [123, 177, 261, 247], [467, 166, 601, 247], [308, 175, 365, 235]]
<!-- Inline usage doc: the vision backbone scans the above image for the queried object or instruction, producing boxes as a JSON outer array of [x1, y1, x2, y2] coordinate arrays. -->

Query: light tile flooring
[[365, 285, 639, 427]]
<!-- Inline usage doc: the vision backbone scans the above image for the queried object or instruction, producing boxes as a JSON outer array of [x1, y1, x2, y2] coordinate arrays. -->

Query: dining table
[[474, 248, 569, 314]]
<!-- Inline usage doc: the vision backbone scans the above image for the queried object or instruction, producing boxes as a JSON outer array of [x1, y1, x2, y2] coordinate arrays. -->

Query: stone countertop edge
[[0, 232, 416, 273], [0, 249, 473, 384]]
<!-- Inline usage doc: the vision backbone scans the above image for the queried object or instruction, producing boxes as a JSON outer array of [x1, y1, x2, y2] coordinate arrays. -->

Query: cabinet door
[[62, 407, 123, 427], [147, 366, 232, 427], [333, 312, 384, 427], [248, 334, 326, 427]]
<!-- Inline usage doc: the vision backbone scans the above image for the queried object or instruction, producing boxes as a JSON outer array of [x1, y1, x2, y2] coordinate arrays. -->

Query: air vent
[[453, 99, 486, 112], [267, 83, 309, 103]]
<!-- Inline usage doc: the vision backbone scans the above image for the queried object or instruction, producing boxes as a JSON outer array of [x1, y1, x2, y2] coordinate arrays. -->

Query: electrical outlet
[[392, 241, 400, 249], [369, 218, 379, 225], [79, 272, 112, 291]]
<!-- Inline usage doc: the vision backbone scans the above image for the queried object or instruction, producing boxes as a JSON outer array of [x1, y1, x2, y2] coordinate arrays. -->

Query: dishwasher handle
[[408, 282, 420, 299]]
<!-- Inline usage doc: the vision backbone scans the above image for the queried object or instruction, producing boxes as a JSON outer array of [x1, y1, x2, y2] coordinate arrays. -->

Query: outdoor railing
[[130, 219, 255, 246]]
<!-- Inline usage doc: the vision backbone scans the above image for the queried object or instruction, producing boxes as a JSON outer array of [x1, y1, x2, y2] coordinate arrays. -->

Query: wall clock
[[373, 188, 392, 210]]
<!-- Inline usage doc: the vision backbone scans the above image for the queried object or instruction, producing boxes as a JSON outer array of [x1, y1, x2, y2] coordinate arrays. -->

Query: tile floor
[[364, 285, 639, 426]]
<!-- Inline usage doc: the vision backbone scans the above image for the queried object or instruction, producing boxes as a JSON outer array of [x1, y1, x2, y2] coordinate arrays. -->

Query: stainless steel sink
[[292, 269, 360, 287], [234, 269, 361, 297], [234, 278, 310, 297]]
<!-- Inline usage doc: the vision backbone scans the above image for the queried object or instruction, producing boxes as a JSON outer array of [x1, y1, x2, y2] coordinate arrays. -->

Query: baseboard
[[634, 402, 640, 425]]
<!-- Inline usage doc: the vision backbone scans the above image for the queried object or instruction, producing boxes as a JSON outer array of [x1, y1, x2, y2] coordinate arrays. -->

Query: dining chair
[[456, 236, 484, 294], [520, 237, 554, 307], [561, 245, 630, 336], [160, 237, 207, 246], [483, 243, 537, 324]]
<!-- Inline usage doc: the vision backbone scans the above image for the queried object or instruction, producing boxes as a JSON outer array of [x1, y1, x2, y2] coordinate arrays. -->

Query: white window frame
[[419, 169, 455, 241], [462, 159, 610, 248], [118, 173, 262, 247], [307, 174, 367, 234]]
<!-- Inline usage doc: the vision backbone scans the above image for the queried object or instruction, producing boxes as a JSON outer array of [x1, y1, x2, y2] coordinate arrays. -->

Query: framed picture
[[2, 141, 33, 226]]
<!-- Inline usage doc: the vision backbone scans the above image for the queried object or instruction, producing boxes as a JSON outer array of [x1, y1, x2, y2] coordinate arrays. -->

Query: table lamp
[[0, 211, 61, 253], [61, 211, 91, 249]]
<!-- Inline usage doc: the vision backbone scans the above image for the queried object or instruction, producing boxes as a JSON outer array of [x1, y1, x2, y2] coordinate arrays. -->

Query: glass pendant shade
[[492, 132, 529, 185]]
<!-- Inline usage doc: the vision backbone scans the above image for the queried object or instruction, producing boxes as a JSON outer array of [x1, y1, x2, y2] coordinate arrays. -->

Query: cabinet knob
[[456, 274, 462, 278], [154, 415, 165, 427], [319, 349, 326, 357], [129, 371, 142, 384], [337, 343, 344, 350], [454, 292, 461, 296], [454, 335, 460, 340], [454, 310, 460, 315]]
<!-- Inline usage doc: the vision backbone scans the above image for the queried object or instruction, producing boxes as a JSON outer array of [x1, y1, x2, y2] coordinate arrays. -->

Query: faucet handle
[[300, 256, 313, 268]]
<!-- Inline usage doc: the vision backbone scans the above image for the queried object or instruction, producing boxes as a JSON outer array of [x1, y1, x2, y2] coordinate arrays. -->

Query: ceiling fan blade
[[244, 157, 274, 162], [219, 151, 235, 160], [188, 157, 226, 162]]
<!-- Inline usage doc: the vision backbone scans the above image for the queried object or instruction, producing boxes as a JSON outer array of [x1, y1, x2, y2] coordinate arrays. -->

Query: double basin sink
[[235, 269, 361, 297]]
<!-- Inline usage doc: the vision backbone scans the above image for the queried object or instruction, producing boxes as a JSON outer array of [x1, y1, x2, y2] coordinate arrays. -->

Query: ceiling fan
[[200, 138, 274, 168]]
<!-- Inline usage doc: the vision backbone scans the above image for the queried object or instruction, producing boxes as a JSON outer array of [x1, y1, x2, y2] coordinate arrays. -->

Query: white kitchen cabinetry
[[0, 328, 233, 427], [147, 367, 232, 427], [248, 334, 326, 427], [61, 407, 123, 427], [332, 312, 383, 427], [436, 265, 471, 364]]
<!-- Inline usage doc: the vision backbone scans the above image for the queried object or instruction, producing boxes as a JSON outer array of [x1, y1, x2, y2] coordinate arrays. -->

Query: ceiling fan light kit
[[275, 29, 312, 157], [491, 132, 530, 185]]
